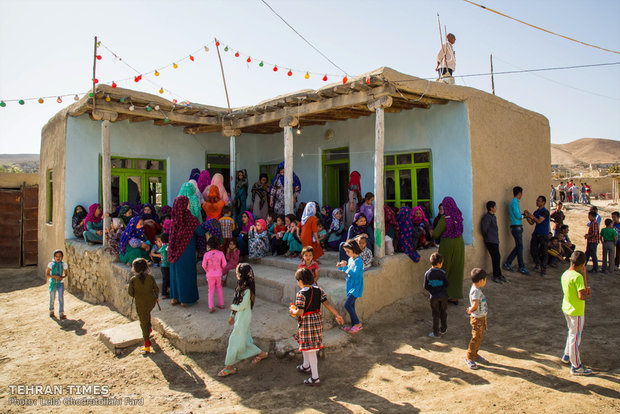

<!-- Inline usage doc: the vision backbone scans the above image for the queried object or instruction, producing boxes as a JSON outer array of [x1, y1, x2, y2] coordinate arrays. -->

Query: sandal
[[217, 305, 225, 309], [340, 326, 351, 332], [218, 367, 237, 377], [252, 352, 268, 364], [59, 314, 67, 320], [349, 326, 363, 334], [170, 300, 179, 306], [49, 312, 55, 318], [161, 295, 169, 299], [304, 377, 321, 386], [209, 308, 215, 313], [297, 364, 311, 373]]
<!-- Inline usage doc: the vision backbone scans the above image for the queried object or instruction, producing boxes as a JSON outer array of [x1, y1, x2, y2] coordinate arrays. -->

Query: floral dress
[[248, 228, 270, 258]]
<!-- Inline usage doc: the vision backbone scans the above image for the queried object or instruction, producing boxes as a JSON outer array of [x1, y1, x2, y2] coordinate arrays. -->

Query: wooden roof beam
[[184, 125, 223, 134], [232, 84, 396, 129], [86, 101, 220, 126]]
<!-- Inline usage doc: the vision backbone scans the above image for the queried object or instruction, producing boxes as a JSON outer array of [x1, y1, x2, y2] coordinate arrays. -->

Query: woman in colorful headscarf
[[384, 205, 399, 242], [118, 204, 135, 226], [161, 205, 172, 220], [237, 211, 255, 256], [197, 170, 211, 194], [299, 202, 324, 260], [178, 182, 203, 223], [119, 217, 151, 264], [397, 206, 423, 263], [233, 169, 248, 228], [320, 205, 333, 231], [204, 173, 231, 206], [141, 203, 160, 224], [203, 218, 223, 245], [248, 218, 270, 259], [202, 185, 226, 220], [251, 173, 270, 221], [72, 205, 88, 239], [83, 203, 104, 244], [432, 196, 465, 304], [168, 196, 207, 306], [344, 171, 362, 228], [327, 208, 346, 250], [269, 162, 301, 216], [189, 168, 201, 182], [412, 206, 433, 248]]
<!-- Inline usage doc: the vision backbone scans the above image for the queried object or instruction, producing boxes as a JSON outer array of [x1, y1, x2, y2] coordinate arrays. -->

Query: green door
[[322, 147, 350, 208], [324, 165, 340, 207]]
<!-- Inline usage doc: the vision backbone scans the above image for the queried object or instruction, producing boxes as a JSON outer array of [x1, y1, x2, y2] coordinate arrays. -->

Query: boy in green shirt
[[560, 250, 592, 375], [600, 219, 617, 274]]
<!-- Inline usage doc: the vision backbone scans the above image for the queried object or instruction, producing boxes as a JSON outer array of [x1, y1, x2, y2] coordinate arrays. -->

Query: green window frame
[[47, 169, 53, 223], [101, 157, 167, 209], [206, 153, 231, 193], [384, 151, 432, 212]]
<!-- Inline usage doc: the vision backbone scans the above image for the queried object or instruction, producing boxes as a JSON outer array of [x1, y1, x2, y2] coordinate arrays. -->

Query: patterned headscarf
[[301, 202, 316, 226], [73, 205, 87, 223], [141, 203, 160, 223], [178, 182, 202, 222], [162, 218, 171, 234], [189, 168, 201, 182], [330, 208, 343, 232], [349, 212, 368, 237], [119, 205, 134, 226], [441, 196, 463, 238], [202, 218, 223, 243], [168, 196, 199, 263], [397, 206, 420, 262], [412, 206, 429, 226], [205, 173, 230, 205], [83, 203, 102, 230], [321, 205, 333, 229], [270, 162, 301, 193], [119, 217, 144, 256], [232, 263, 256, 309], [197, 170, 211, 193], [161, 205, 171, 217], [384, 205, 398, 232], [241, 210, 255, 233]]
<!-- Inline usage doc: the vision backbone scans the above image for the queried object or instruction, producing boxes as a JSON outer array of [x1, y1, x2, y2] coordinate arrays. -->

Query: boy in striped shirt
[[584, 211, 600, 272], [561, 251, 592, 375]]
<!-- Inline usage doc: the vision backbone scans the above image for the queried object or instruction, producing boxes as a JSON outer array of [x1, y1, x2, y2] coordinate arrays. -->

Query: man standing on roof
[[436, 33, 456, 77]]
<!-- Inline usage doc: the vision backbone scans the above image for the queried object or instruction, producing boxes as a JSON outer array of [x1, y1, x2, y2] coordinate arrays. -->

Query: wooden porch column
[[223, 128, 241, 204], [368, 96, 392, 259], [279, 116, 298, 214], [92, 110, 118, 247]]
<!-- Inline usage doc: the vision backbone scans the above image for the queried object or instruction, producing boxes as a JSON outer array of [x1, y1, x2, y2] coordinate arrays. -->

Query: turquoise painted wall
[[64, 115, 231, 238]]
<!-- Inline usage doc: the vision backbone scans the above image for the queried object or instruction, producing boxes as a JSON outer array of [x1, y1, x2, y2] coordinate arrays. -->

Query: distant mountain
[[551, 138, 620, 166]]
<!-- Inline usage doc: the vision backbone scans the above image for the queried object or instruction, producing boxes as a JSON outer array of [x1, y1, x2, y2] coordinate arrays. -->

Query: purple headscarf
[[141, 203, 160, 224], [161, 205, 171, 217], [412, 206, 429, 226], [441, 196, 463, 238], [189, 168, 201, 182], [349, 212, 368, 237], [197, 170, 211, 193], [241, 210, 255, 233]]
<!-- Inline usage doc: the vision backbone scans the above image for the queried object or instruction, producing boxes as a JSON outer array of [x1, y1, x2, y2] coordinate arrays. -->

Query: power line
[[463, 0, 620, 55], [259, 0, 349, 75]]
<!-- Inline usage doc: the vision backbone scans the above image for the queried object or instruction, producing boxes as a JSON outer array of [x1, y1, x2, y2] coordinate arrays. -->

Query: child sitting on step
[[289, 268, 344, 386]]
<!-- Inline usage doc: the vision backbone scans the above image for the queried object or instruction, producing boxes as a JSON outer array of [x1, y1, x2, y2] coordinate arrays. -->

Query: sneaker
[[440, 327, 447, 334], [492, 276, 502, 284], [49, 312, 55, 318], [475, 355, 488, 364], [570, 365, 593, 376], [499, 275, 508, 283], [428, 332, 441, 338], [59, 314, 67, 320], [541, 271, 546, 277], [140, 346, 152, 354], [561, 355, 570, 364], [518, 267, 531, 275], [465, 359, 478, 370], [534, 264, 539, 271], [502, 263, 514, 272]]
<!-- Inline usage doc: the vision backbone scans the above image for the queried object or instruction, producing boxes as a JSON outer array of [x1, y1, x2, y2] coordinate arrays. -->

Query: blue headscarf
[[269, 162, 301, 192], [189, 168, 201, 182], [119, 217, 145, 256]]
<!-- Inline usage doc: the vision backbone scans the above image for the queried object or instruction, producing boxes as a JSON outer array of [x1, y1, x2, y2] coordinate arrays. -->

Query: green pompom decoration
[[224, 46, 229, 52], [259, 61, 264, 67], [146, 105, 152, 112], [0, 101, 6, 107], [164, 117, 170, 123], [18, 99, 25, 105], [89, 92, 94, 98], [120, 97, 126, 103]]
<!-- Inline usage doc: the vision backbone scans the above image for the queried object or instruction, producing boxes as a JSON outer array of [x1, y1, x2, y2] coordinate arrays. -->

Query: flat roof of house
[[65, 66, 517, 135]]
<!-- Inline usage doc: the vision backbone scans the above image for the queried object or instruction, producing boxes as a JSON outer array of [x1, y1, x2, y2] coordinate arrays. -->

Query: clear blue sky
[[0, 0, 619, 153]]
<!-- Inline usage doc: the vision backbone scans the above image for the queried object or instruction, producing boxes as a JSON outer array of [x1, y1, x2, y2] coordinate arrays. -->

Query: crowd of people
[[54, 173, 620, 383], [551, 180, 592, 206]]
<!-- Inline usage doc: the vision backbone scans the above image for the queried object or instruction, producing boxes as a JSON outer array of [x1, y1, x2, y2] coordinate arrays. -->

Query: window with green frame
[[47, 170, 53, 223], [102, 157, 167, 210], [384, 151, 432, 213], [206, 153, 231, 193]]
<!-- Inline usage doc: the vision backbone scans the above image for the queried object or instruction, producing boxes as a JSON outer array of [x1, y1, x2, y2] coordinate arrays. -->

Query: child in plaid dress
[[289, 268, 344, 386]]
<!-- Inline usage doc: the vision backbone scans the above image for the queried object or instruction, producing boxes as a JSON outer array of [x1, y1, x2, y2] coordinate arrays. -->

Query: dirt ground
[[1, 201, 619, 413]]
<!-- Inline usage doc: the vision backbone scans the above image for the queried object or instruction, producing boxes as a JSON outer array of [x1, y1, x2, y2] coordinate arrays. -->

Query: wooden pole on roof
[[490, 53, 496, 95], [92, 36, 98, 113], [215, 38, 237, 204]]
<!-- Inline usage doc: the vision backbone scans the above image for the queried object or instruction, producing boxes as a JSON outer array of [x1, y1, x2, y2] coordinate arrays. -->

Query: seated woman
[[412, 206, 434, 248], [202, 186, 226, 221], [327, 208, 346, 251], [320, 205, 333, 231], [83, 203, 104, 244], [141, 203, 160, 224], [248, 219, 270, 259], [118, 204, 135, 227], [237, 211, 254, 256], [72, 205, 87, 239], [397, 206, 422, 263], [105, 218, 124, 256], [119, 217, 151, 264]]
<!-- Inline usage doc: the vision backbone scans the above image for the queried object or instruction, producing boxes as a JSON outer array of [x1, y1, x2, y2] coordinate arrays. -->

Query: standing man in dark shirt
[[525, 196, 550, 277], [424, 252, 449, 338], [481, 201, 504, 284]]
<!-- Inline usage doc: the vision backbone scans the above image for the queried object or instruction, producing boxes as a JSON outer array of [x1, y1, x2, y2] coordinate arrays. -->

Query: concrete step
[[249, 263, 348, 328], [151, 284, 351, 355], [258, 253, 346, 280]]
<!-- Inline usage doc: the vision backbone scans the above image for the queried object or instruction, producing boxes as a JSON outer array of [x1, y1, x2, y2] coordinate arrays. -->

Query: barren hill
[[551, 138, 619, 166]]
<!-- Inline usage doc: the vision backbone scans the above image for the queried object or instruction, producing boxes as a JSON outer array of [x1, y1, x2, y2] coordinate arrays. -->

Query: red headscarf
[[347, 171, 362, 202], [168, 196, 199, 263], [255, 219, 267, 233], [83, 203, 102, 230]]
